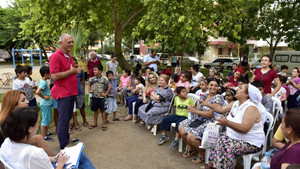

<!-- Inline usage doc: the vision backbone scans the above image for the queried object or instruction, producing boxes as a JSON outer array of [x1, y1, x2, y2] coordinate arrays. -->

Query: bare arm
[[188, 105, 215, 118], [132, 86, 140, 94], [250, 74, 256, 83], [270, 77, 281, 96], [272, 138, 285, 149], [51, 65, 77, 81], [216, 106, 260, 133], [36, 88, 50, 100], [290, 79, 300, 89], [142, 86, 148, 103], [150, 92, 160, 102], [198, 99, 234, 114], [103, 83, 111, 96]]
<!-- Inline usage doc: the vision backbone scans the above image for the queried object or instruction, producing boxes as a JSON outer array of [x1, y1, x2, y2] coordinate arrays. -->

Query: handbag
[[145, 100, 155, 112], [189, 119, 204, 128]]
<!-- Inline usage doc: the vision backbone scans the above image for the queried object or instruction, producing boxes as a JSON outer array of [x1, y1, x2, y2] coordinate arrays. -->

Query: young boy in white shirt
[[12, 65, 37, 107]]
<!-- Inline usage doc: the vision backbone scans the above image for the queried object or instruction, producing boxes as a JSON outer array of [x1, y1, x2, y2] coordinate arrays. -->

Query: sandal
[[75, 126, 82, 131], [88, 125, 97, 129], [113, 118, 120, 121], [102, 126, 108, 131], [192, 156, 205, 164], [132, 119, 137, 123], [83, 121, 90, 127], [124, 115, 132, 121], [183, 149, 196, 158], [105, 120, 110, 124]]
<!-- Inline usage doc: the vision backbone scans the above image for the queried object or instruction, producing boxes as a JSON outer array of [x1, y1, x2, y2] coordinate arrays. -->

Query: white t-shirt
[[136, 83, 145, 98], [0, 138, 53, 169], [275, 87, 287, 100], [191, 72, 204, 87], [144, 54, 160, 72], [12, 77, 34, 101], [195, 89, 209, 97]]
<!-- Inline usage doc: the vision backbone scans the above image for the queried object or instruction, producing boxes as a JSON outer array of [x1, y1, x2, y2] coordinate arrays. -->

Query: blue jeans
[[78, 153, 96, 169], [126, 96, 138, 114], [160, 114, 187, 132]]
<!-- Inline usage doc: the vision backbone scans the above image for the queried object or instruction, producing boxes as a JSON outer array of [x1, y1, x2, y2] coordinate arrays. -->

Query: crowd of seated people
[[124, 54, 300, 168]]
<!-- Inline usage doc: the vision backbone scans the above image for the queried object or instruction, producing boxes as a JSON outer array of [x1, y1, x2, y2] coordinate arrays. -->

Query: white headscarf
[[248, 83, 267, 123]]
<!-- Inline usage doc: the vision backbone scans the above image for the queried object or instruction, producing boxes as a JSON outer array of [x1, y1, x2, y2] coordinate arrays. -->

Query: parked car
[[204, 58, 239, 69], [157, 53, 170, 65], [251, 51, 300, 74]]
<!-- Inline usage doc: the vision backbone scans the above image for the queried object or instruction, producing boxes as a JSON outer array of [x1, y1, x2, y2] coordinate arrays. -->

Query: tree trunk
[[101, 38, 104, 57], [114, 26, 130, 70]]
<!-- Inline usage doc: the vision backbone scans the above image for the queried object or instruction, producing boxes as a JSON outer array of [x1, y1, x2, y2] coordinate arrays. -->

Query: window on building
[[228, 48, 231, 55], [218, 48, 222, 55]]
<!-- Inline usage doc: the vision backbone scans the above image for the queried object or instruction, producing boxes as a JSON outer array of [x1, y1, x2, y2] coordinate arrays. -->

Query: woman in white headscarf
[[198, 83, 265, 169]]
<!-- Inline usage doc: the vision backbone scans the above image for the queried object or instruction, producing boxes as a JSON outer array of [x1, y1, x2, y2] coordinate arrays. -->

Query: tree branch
[[121, 4, 145, 30]]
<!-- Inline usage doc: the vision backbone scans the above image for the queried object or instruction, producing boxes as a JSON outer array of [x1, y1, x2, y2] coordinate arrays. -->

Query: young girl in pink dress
[[117, 69, 131, 104], [176, 71, 191, 93]]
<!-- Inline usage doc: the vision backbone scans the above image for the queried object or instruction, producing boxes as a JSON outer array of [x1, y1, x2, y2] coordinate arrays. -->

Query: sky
[[0, 0, 13, 8]]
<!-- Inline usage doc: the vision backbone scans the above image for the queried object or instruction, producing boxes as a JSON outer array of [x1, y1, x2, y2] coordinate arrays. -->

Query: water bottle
[[214, 112, 222, 119], [261, 152, 271, 169]]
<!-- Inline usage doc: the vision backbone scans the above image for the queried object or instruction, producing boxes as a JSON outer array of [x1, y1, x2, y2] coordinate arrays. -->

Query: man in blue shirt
[[143, 50, 160, 72]]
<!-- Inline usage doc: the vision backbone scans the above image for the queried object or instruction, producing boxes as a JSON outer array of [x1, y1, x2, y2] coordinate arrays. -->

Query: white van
[[251, 51, 300, 74]]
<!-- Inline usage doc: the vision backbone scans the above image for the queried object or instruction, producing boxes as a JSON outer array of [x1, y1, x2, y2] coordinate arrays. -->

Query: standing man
[[50, 34, 80, 149], [87, 51, 102, 78], [143, 50, 160, 72]]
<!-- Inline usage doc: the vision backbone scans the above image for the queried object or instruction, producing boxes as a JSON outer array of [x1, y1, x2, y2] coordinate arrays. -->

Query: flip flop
[[88, 125, 97, 129], [113, 118, 120, 121], [192, 156, 205, 164], [102, 126, 107, 131], [75, 126, 82, 131], [183, 149, 197, 158], [105, 120, 110, 124]]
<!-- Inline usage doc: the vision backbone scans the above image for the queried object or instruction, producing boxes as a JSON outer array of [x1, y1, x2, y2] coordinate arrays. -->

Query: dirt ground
[[47, 104, 212, 169]]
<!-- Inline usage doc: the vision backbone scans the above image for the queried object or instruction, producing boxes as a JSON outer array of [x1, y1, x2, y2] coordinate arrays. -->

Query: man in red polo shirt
[[50, 34, 80, 149], [87, 51, 102, 78]]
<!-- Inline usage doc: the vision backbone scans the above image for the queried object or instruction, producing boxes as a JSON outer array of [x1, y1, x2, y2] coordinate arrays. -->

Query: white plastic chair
[[173, 93, 200, 152], [242, 111, 274, 169], [269, 97, 283, 146]]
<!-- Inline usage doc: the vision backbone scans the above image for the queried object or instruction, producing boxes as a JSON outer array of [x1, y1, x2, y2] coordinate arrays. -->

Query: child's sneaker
[[157, 135, 169, 145], [44, 136, 54, 142], [46, 132, 55, 137], [169, 139, 179, 149]]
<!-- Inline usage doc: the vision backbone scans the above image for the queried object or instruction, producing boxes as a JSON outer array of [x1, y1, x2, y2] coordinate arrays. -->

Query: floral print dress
[[179, 94, 226, 139]]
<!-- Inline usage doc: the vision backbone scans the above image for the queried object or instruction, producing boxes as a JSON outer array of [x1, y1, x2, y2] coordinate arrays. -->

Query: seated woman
[[0, 90, 53, 156], [206, 84, 265, 169], [178, 78, 226, 163], [0, 107, 95, 169], [270, 108, 300, 168], [124, 72, 159, 121], [138, 74, 174, 125]]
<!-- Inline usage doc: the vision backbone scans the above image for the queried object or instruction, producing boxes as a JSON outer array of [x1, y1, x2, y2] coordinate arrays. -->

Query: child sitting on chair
[[157, 87, 194, 149]]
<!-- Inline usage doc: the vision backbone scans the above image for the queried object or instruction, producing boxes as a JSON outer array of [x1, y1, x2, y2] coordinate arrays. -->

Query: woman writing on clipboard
[[250, 55, 281, 96], [0, 107, 95, 169]]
